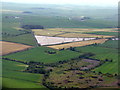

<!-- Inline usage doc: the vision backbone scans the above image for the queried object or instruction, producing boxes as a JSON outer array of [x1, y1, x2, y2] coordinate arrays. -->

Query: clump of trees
[[21, 25, 44, 29], [45, 51, 56, 54], [23, 11, 32, 13]]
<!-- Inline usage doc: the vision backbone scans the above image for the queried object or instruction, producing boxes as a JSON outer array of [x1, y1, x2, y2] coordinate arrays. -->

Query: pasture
[[1, 41, 32, 55], [2, 59, 45, 88], [3, 33, 38, 46], [2, 14, 38, 46], [2, 2, 118, 89], [47, 39, 108, 49], [96, 40, 118, 49], [45, 58, 118, 88], [84, 31, 118, 36], [3, 46, 82, 63], [75, 46, 118, 74]]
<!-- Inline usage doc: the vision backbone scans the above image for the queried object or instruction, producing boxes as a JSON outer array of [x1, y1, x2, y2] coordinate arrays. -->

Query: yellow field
[[32, 28, 117, 38], [32, 29, 64, 36], [1, 41, 32, 55], [46, 28, 117, 33], [1, 9, 22, 13], [47, 39, 108, 49], [56, 33, 114, 38], [14, 27, 26, 30]]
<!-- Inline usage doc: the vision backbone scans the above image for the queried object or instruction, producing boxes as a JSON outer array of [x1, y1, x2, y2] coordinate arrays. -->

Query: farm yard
[[1, 41, 32, 55], [2, 2, 119, 89]]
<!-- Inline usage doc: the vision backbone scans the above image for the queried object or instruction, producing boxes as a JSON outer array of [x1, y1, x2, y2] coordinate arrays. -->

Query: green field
[[2, 2, 118, 89], [3, 33, 38, 46], [2, 59, 45, 88], [84, 31, 118, 36], [75, 46, 118, 74], [22, 15, 116, 28], [96, 40, 118, 49], [2, 13, 38, 46], [3, 46, 82, 63]]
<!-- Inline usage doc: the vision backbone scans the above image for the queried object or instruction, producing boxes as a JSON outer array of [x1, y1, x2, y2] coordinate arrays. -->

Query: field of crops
[[32, 28, 117, 38], [35, 35, 96, 46], [47, 39, 108, 49], [32, 29, 64, 36], [84, 31, 118, 36], [3, 46, 82, 63], [2, 59, 45, 88], [3, 34, 38, 46], [56, 33, 114, 38], [96, 40, 118, 49], [45, 28, 117, 32], [1, 41, 32, 55], [2, 2, 118, 89]]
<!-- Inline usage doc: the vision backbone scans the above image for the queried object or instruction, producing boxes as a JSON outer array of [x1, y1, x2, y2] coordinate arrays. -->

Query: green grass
[[93, 62, 118, 74], [2, 14, 37, 46], [2, 59, 45, 88], [96, 40, 118, 49], [3, 33, 37, 46], [84, 31, 118, 36], [3, 77, 44, 88], [75, 46, 118, 74], [3, 46, 81, 63], [2, 15, 24, 36], [2, 22, 24, 36], [22, 15, 117, 28]]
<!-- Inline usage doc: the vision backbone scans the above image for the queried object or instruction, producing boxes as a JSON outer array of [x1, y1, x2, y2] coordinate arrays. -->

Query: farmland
[[1, 41, 32, 55], [47, 39, 108, 49], [3, 33, 38, 46], [56, 33, 114, 38], [84, 31, 118, 37], [32, 28, 117, 38], [2, 2, 119, 89], [96, 40, 118, 49], [2, 59, 45, 88], [32, 29, 64, 36], [3, 47, 82, 63], [75, 46, 118, 74], [44, 28, 118, 33], [35, 35, 96, 46]]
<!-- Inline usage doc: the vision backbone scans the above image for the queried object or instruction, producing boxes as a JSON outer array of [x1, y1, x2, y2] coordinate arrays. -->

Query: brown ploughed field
[[1, 41, 32, 55]]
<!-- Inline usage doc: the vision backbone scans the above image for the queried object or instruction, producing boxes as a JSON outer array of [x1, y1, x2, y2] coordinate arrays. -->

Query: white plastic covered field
[[35, 35, 96, 46]]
